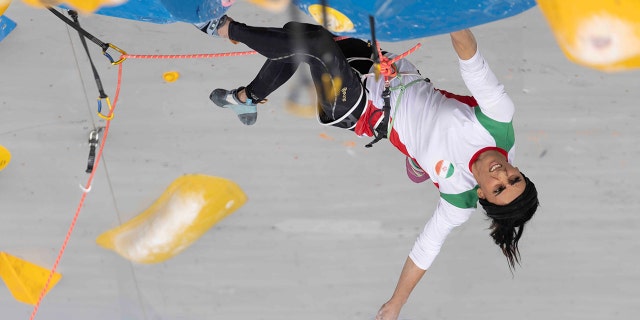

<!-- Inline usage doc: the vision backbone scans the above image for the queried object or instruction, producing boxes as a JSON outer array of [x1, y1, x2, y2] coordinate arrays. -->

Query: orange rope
[[29, 63, 124, 320], [123, 50, 257, 60], [28, 49, 256, 319], [376, 42, 422, 79], [27, 42, 420, 319], [389, 43, 422, 64]]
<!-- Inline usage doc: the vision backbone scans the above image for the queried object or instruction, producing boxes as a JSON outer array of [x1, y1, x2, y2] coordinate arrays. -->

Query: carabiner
[[97, 96, 114, 120], [102, 43, 127, 65]]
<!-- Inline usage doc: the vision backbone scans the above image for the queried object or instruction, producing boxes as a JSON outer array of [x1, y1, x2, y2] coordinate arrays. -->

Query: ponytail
[[479, 173, 539, 269]]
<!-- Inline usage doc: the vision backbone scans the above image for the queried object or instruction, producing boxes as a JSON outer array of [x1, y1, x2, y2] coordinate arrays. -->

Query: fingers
[[375, 302, 400, 320]]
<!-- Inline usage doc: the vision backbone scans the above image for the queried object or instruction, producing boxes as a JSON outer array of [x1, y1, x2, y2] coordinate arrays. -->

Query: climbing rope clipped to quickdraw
[[29, 9, 259, 320], [54, 8, 123, 173], [49, 7, 126, 123]]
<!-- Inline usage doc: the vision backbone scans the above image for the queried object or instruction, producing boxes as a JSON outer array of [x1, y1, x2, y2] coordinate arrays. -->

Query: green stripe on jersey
[[440, 186, 479, 209], [475, 107, 515, 151]]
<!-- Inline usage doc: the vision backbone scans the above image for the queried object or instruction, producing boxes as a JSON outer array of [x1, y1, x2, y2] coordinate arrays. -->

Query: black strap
[[369, 15, 380, 67], [364, 15, 390, 148], [67, 10, 108, 99], [365, 86, 391, 148], [50, 8, 110, 172], [47, 7, 109, 52]]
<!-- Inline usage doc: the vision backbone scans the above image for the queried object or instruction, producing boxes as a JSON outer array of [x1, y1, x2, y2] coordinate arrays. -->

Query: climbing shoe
[[194, 14, 229, 37], [210, 87, 258, 126]]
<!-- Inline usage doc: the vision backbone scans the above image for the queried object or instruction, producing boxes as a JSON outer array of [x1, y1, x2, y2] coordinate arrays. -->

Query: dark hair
[[478, 173, 539, 270]]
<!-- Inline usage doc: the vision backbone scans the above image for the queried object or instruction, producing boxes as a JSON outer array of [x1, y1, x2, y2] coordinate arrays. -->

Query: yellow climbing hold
[[21, 0, 126, 14], [0, 145, 10, 171], [0, 252, 62, 305], [285, 99, 317, 118], [1, 0, 11, 16], [96, 174, 247, 264], [162, 71, 180, 83], [308, 4, 354, 33], [248, 0, 290, 13], [537, 0, 640, 72]]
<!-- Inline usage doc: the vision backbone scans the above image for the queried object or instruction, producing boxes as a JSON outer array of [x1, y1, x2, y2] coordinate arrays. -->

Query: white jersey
[[355, 49, 516, 270]]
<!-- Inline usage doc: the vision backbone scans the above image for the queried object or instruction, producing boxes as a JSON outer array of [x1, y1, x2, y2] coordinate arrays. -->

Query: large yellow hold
[[537, 0, 640, 72], [21, 0, 126, 14], [97, 174, 247, 264]]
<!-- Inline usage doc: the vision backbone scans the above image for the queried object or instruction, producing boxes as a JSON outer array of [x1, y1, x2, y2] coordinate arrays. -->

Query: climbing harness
[[364, 16, 423, 148]]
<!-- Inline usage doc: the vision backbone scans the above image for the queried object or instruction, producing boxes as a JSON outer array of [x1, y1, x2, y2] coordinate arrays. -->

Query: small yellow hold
[[308, 4, 354, 33], [163, 71, 180, 83], [285, 82, 318, 119], [285, 100, 318, 118], [21, 0, 126, 14], [0, 252, 62, 305], [248, 0, 290, 13], [0, 145, 10, 171]]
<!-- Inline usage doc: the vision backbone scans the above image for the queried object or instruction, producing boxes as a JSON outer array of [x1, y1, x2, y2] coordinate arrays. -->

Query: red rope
[[123, 50, 257, 60], [376, 42, 422, 79], [28, 49, 253, 319], [389, 43, 422, 64], [29, 63, 124, 320], [27, 42, 420, 318]]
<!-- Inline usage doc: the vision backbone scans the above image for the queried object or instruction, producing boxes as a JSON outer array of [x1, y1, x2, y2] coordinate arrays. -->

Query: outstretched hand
[[450, 29, 478, 60], [375, 299, 402, 320]]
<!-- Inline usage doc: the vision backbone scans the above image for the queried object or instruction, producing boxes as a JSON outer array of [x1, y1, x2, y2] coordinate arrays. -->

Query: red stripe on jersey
[[389, 126, 409, 157], [435, 89, 478, 107], [355, 100, 411, 157], [355, 100, 384, 137]]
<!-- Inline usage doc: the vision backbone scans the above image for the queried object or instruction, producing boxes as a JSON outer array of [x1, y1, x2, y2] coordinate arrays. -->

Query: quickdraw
[[49, 8, 126, 124], [48, 8, 127, 172]]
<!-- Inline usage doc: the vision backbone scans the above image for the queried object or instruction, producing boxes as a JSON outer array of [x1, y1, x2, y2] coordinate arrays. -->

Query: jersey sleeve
[[459, 49, 514, 123], [408, 198, 474, 270]]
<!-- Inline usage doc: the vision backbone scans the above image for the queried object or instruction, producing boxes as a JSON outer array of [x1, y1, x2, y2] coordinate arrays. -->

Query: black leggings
[[228, 21, 371, 129]]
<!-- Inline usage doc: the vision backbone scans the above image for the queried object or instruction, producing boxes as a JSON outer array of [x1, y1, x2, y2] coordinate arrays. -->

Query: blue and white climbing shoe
[[210, 87, 258, 126], [194, 14, 229, 37]]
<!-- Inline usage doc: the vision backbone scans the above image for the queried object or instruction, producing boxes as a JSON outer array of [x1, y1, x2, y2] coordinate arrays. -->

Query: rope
[[28, 46, 262, 319], [29, 61, 123, 320], [364, 42, 422, 148], [387, 76, 426, 136], [375, 42, 422, 78], [122, 51, 257, 60], [25, 17, 412, 315]]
